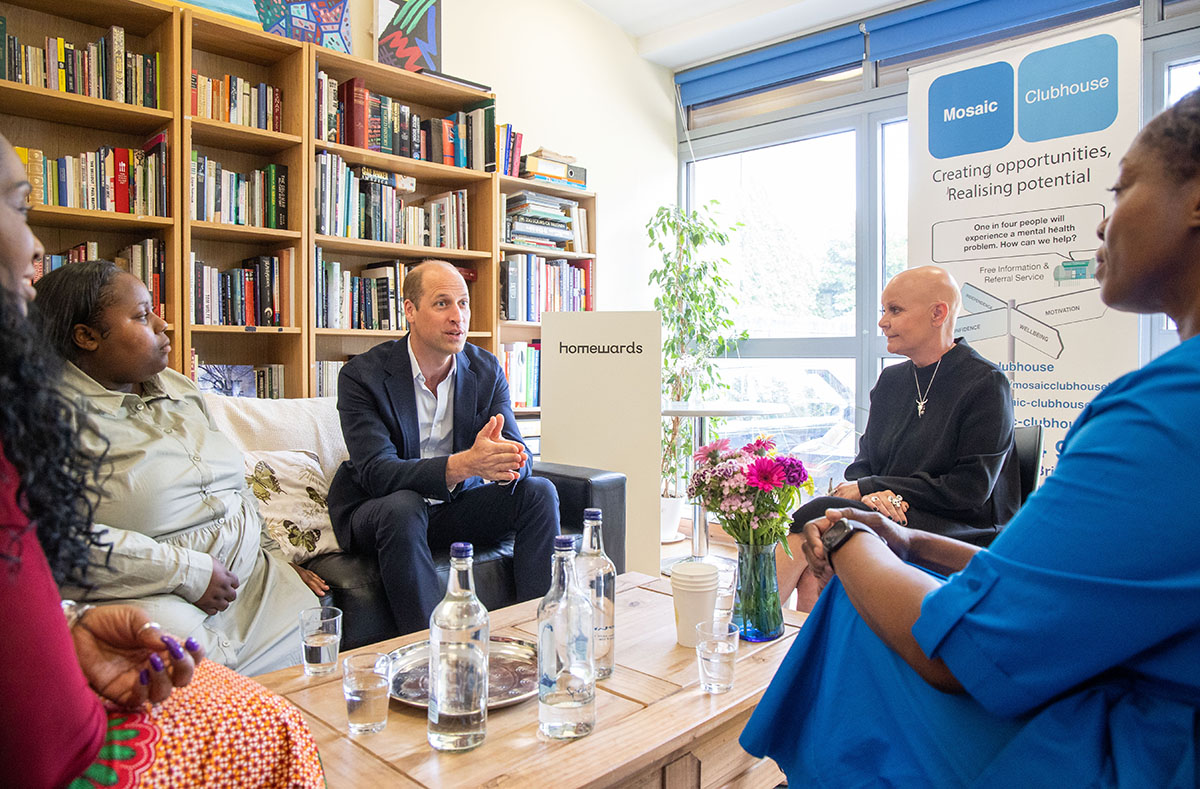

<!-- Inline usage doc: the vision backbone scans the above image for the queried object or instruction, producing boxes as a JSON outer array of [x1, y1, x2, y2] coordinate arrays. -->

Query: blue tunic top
[[741, 336, 1200, 787]]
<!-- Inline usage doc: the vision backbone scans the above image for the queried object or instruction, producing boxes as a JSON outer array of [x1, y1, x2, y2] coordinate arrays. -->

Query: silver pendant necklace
[[913, 359, 942, 417]]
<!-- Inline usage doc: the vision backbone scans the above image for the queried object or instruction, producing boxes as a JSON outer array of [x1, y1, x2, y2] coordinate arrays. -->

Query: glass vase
[[732, 541, 784, 642]]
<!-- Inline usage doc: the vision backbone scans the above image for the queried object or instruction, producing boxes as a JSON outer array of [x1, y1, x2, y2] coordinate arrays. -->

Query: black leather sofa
[[305, 461, 627, 649]]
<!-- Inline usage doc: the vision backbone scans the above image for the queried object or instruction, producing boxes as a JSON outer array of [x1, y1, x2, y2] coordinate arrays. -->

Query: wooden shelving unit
[[306, 45, 500, 395], [0, 0, 181, 366], [4, 0, 599, 403], [180, 10, 306, 397]]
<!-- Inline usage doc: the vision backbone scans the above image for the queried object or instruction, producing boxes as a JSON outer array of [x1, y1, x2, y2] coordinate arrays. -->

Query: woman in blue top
[[740, 91, 1200, 787]]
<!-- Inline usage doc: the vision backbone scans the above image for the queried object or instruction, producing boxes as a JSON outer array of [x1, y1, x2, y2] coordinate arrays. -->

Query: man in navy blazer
[[327, 260, 559, 634]]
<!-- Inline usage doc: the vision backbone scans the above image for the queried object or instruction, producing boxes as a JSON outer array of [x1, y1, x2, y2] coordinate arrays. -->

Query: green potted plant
[[646, 201, 746, 540]]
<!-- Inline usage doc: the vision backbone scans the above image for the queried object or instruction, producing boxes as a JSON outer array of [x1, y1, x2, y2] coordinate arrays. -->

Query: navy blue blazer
[[326, 337, 529, 541]]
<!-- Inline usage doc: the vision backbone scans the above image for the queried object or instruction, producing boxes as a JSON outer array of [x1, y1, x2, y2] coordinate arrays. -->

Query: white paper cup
[[671, 562, 719, 648]]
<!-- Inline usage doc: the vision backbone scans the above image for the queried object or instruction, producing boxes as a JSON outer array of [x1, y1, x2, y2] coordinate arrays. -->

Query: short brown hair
[[402, 259, 457, 308]]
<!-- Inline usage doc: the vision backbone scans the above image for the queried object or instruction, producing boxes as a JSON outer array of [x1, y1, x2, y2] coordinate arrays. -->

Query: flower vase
[[732, 541, 784, 641]]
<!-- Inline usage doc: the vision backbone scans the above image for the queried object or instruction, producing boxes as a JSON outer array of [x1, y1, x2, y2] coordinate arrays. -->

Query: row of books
[[30, 238, 168, 318], [504, 190, 589, 253], [0, 22, 158, 108], [520, 154, 587, 190], [314, 360, 345, 397], [189, 71, 283, 132], [16, 134, 169, 216], [500, 341, 540, 408], [189, 152, 288, 229], [315, 152, 415, 241], [500, 254, 594, 322], [314, 254, 411, 331], [315, 72, 497, 172], [193, 358, 286, 399], [189, 250, 288, 326]]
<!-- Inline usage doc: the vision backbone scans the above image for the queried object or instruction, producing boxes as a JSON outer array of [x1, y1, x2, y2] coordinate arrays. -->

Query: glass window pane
[[710, 357, 858, 491], [1168, 59, 1200, 107], [692, 130, 857, 338], [882, 120, 909, 288]]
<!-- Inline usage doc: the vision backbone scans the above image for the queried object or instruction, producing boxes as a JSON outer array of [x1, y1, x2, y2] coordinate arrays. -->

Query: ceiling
[[578, 0, 926, 71]]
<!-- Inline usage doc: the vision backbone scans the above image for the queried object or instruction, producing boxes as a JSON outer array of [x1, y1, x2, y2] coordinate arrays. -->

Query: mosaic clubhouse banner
[[907, 9, 1142, 477]]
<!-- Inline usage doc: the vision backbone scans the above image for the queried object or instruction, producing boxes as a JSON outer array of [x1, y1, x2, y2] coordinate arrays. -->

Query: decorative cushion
[[243, 449, 341, 563]]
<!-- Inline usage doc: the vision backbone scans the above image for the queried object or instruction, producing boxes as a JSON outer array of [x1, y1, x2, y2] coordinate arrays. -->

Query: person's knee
[[521, 476, 559, 512]]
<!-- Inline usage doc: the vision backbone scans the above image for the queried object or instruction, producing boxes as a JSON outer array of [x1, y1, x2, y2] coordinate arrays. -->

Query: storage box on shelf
[[496, 173, 597, 415], [181, 10, 305, 398], [307, 46, 498, 396], [0, 0, 181, 365]]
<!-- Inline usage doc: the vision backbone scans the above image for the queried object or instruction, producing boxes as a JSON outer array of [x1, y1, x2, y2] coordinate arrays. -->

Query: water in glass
[[574, 508, 616, 679], [428, 542, 489, 751], [538, 535, 595, 739]]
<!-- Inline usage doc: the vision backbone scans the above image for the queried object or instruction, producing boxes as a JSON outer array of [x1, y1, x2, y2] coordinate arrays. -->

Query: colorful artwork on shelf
[[375, 0, 442, 72], [255, 0, 351, 52]]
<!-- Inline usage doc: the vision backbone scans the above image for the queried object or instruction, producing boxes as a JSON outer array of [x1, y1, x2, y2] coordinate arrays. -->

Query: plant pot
[[660, 496, 686, 542], [732, 541, 784, 642]]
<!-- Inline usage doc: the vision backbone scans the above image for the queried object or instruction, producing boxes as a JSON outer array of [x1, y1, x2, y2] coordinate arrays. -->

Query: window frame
[[677, 1, 1200, 434]]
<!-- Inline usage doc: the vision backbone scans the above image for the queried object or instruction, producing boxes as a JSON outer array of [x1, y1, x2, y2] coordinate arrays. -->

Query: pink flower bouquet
[[687, 436, 815, 551]]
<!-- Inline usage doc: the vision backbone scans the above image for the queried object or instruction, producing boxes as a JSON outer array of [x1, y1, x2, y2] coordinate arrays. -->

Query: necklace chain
[[913, 359, 942, 418]]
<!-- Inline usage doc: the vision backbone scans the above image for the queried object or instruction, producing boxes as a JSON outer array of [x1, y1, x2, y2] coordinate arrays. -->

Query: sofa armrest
[[533, 461, 627, 574]]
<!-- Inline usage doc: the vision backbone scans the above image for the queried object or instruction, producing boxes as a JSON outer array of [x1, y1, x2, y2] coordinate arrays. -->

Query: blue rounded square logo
[[1018, 34, 1118, 143], [928, 61, 1014, 159]]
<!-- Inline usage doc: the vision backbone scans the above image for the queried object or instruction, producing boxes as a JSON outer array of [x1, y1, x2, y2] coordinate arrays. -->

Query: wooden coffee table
[[257, 572, 807, 788]]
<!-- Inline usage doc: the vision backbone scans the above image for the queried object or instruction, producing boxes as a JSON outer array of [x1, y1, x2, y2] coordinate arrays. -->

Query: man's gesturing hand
[[447, 414, 528, 486]]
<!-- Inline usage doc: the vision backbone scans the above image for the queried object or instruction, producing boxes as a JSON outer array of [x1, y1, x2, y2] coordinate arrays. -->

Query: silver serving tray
[[388, 635, 538, 709]]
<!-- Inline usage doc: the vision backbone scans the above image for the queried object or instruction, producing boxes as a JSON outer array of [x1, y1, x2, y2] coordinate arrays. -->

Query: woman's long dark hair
[[0, 285, 107, 586]]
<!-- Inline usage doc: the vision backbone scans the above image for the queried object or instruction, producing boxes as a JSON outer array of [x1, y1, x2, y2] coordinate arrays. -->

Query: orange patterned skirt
[[67, 661, 324, 788]]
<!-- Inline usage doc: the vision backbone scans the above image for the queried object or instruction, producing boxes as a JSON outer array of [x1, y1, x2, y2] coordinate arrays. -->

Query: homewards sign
[[541, 311, 661, 576], [557, 341, 645, 354]]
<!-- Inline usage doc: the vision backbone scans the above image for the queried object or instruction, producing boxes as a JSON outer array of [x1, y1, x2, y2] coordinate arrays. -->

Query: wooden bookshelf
[[307, 44, 500, 394], [180, 10, 306, 397], [5, 2, 599, 403], [0, 0, 181, 366]]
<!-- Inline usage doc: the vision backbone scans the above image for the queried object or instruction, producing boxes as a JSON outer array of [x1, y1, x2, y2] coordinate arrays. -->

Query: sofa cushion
[[203, 393, 348, 482], [244, 449, 341, 563]]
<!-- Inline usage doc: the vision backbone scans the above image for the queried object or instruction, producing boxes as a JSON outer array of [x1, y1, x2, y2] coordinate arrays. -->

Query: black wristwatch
[[821, 518, 883, 567]]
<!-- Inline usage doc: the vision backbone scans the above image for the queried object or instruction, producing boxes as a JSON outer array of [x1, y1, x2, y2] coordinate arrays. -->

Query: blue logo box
[[1018, 34, 1118, 143], [928, 61, 1015, 159]]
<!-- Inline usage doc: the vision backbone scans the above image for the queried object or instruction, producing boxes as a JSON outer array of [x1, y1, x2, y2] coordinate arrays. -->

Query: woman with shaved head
[[778, 265, 1021, 610]]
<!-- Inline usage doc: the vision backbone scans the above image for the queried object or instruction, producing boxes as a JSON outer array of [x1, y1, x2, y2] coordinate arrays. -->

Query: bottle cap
[[554, 535, 576, 551], [450, 542, 473, 558], [583, 507, 602, 520]]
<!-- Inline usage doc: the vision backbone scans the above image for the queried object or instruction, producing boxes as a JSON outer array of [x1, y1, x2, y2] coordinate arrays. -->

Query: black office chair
[[1013, 425, 1044, 505]]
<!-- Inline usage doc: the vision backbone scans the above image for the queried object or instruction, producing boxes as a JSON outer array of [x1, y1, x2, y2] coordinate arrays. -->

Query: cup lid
[[671, 563, 719, 582]]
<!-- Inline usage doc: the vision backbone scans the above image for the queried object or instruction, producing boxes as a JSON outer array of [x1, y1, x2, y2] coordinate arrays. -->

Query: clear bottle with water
[[575, 508, 616, 679], [428, 542, 489, 751], [537, 534, 595, 739]]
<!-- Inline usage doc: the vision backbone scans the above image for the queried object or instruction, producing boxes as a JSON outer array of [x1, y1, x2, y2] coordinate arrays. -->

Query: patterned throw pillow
[[243, 449, 341, 563]]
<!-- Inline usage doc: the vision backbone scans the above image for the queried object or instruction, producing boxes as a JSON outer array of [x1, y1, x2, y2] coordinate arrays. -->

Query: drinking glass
[[299, 606, 342, 676], [695, 620, 738, 693], [343, 652, 392, 734]]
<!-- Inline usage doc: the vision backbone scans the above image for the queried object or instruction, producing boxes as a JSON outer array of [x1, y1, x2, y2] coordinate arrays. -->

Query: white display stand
[[541, 312, 662, 575]]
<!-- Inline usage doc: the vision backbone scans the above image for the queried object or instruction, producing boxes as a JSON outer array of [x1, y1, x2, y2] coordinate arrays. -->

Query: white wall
[[349, 0, 677, 309]]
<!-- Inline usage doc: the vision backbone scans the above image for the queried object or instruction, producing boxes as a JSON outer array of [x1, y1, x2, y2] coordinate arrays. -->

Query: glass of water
[[299, 606, 342, 676], [695, 620, 739, 694], [343, 652, 392, 734]]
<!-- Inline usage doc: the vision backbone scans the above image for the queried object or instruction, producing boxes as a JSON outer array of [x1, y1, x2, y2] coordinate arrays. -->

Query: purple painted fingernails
[[138, 669, 150, 686], [184, 637, 200, 653], [161, 636, 184, 660], [148, 653, 164, 672]]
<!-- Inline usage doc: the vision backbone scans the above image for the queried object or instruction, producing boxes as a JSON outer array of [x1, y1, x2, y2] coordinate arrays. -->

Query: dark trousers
[[346, 476, 560, 634], [790, 496, 868, 533]]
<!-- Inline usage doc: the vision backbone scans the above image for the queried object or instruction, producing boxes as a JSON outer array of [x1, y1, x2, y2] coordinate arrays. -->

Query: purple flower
[[776, 456, 810, 486], [746, 457, 786, 491]]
